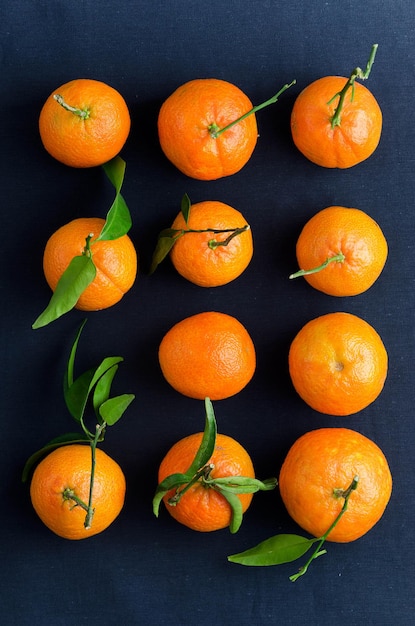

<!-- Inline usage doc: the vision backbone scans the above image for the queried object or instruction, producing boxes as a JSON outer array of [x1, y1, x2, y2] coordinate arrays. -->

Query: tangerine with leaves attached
[[42, 217, 137, 311], [279, 428, 392, 542]]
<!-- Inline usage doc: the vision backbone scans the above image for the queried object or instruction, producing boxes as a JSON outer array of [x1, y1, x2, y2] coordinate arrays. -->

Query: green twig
[[329, 44, 378, 128], [289, 252, 345, 279], [208, 80, 296, 138], [290, 476, 359, 582]]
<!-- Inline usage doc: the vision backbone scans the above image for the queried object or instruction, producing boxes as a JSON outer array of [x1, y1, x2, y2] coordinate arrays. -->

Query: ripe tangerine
[[158, 432, 255, 532], [158, 78, 258, 180], [279, 428, 392, 542], [288, 312, 388, 416], [42, 217, 137, 311], [39, 78, 131, 168], [30, 444, 126, 540]]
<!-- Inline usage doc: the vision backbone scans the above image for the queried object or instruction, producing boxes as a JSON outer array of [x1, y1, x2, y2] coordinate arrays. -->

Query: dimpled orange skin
[[279, 428, 392, 542], [158, 311, 256, 400], [158, 432, 255, 532], [288, 312, 388, 416], [30, 445, 126, 540], [157, 78, 258, 180], [39, 79, 131, 168], [295, 206, 388, 296], [290, 76, 382, 168], [170, 201, 253, 287], [43, 217, 137, 311]]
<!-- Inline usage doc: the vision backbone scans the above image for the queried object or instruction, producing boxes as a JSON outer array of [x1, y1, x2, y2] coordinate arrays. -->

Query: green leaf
[[103, 156, 125, 194], [149, 232, 179, 274], [152, 472, 192, 517], [22, 433, 91, 482], [218, 487, 244, 534], [98, 393, 135, 426], [65, 367, 97, 422], [97, 193, 132, 241], [211, 476, 277, 494], [98, 156, 132, 241], [181, 193, 191, 225], [65, 319, 87, 389], [228, 534, 318, 566], [93, 364, 119, 415], [32, 254, 96, 329], [186, 397, 217, 477], [64, 356, 124, 422]]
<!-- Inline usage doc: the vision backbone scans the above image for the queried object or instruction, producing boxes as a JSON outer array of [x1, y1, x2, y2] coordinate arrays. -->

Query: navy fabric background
[[2, 1, 414, 624]]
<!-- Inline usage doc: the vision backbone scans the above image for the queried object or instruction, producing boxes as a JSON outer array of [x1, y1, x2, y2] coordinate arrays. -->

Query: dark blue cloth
[[2, 1, 414, 624]]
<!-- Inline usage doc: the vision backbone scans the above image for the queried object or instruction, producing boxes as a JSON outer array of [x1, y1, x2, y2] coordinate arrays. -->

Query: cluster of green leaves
[[22, 319, 135, 483], [149, 193, 250, 275], [228, 475, 359, 581], [32, 156, 132, 329], [153, 398, 277, 534]]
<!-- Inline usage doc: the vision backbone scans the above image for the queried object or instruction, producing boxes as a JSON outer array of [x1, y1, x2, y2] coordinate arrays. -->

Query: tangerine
[[30, 444, 126, 540], [170, 200, 253, 287], [279, 428, 392, 542], [288, 312, 388, 415], [158, 432, 255, 532], [158, 311, 256, 400], [290, 206, 388, 296], [157, 78, 258, 180], [39, 78, 131, 168], [290, 48, 382, 168], [42, 217, 137, 311]]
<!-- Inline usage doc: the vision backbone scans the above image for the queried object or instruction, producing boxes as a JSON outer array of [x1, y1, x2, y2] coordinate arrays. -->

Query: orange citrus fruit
[[158, 311, 256, 400], [291, 206, 388, 296], [279, 428, 392, 542], [157, 78, 258, 180], [170, 200, 253, 287], [39, 78, 131, 168], [290, 76, 382, 168], [158, 432, 255, 532], [30, 444, 126, 540], [43, 217, 137, 311], [288, 312, 388, 415]]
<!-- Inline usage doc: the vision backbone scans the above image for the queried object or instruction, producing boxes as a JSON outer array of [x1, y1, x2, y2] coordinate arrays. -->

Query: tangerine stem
[[168, 464, 215, 506], [208, 225, 250, 249], [329, 44, 378, 129], [84, 422, 106, 529], [62, 488, 89, 513], [54, 94, 90, 119], [289, 251, 345, 279], [290, 476, 359, 582], [209, 80, 296, 139]]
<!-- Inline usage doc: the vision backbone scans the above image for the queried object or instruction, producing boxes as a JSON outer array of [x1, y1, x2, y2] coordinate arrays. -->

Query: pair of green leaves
[[22, 320, 135, 482], [228, 475, 359, 581], [32, 156, 132, 329], [152, 398, 277, 534]]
